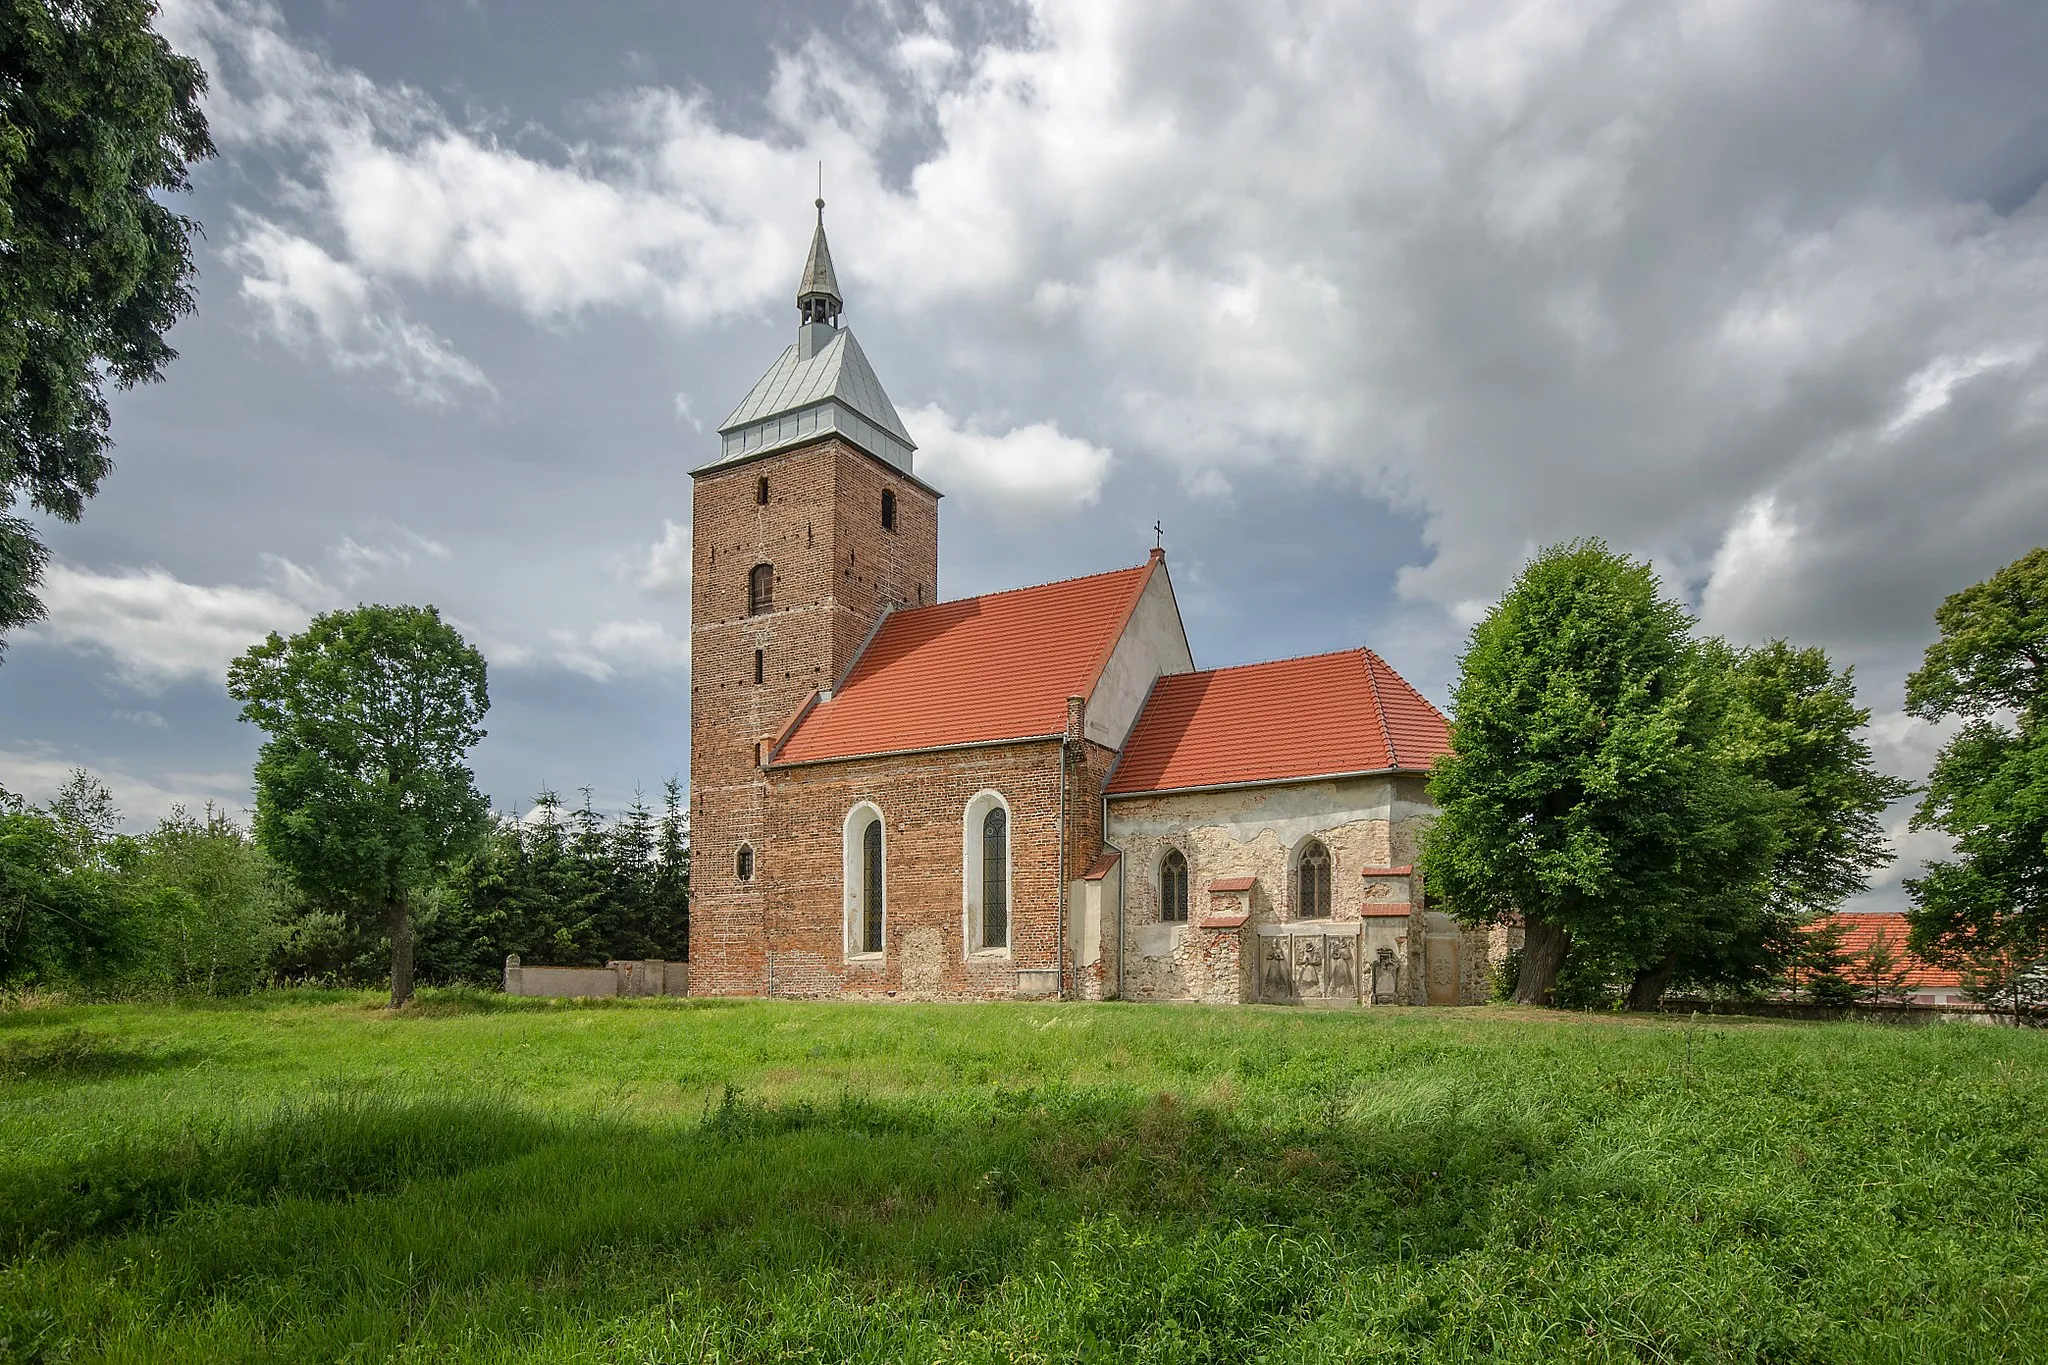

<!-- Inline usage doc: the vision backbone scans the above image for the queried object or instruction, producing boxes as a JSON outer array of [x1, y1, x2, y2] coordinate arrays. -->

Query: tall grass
[[0, 994, 2043, 1361]]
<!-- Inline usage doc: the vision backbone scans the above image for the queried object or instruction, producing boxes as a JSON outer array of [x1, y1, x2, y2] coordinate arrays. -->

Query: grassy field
[[0, 994, 2043, 1363]]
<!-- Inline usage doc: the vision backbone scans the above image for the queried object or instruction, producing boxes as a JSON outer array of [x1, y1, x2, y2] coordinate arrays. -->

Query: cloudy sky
[[4, 0, 2045, 907]]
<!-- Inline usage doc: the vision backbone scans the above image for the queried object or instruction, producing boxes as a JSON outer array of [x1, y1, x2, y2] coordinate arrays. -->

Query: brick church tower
[[688, 200, 940, 994]]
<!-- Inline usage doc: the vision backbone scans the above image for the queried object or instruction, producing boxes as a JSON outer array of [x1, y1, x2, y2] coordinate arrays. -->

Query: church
[[687, 204, 1494, 1007]]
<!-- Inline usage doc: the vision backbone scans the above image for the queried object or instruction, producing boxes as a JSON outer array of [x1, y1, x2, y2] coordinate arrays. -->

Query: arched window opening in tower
[[1161, 849, 1189, 923], [757, 476, 769, 505], [748, 563, 773, 615], [736, 843, 754, 882], [754, 648, 764, 685], [881, 489, 896, 532], [1297, 839, 1332, 920]]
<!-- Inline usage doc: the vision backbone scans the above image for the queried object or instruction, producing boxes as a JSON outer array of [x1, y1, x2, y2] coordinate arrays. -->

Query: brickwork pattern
[[760, 739, 1067, 998], [688, 438, 939, 996]]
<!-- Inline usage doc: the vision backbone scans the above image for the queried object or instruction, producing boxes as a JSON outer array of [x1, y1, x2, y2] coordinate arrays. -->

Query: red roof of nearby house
[[1805, 913, 1962, 991], [775, 560, 1157, 764], [1107, 648, 1449, 795]]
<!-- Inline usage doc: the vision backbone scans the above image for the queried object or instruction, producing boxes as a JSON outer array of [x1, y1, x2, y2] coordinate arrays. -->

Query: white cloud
[[23, 558, 333, 691], [233, 218, 495, 405], [333, 526, 454, 585], [0, 747, 252, 825], [111, 710, 168, 729], [905, 404, 1112, 518], [619, 519, 692, 597], [545, 618, 690, 682], [1698, 495, 1798, 641]]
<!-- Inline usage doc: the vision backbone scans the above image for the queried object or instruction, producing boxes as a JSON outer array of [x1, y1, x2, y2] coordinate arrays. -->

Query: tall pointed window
[[881, 489, 897, 532], [1296, 839, 1332, 920], [1161, 849, 1189, 923], [981, 807, 1008, 949], [748, 563, 773, 616], [861, 818, 884, 953]]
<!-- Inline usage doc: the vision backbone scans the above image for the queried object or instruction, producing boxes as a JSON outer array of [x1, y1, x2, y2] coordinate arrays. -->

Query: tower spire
[[796, 196, 842, 330]]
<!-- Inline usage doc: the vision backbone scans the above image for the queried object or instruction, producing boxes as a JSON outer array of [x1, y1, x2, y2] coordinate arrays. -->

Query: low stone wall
[[501, 955, 690, 999]]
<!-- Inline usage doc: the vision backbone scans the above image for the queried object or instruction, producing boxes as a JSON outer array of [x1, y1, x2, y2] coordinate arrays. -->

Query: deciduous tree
[[227, 605, 490, 1007], [1421, 541, 1777, 1005], [1903, 547, 2048, 1007], [0, 0, 213, 648]]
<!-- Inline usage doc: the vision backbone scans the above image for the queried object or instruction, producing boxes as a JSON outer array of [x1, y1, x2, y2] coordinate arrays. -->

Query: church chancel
[[685, 204, 1494, 1005]]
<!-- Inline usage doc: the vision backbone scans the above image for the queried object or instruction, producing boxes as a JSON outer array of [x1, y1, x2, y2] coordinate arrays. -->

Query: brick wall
[[759, 739, 1069, 998], [688, 437, 939, 996]]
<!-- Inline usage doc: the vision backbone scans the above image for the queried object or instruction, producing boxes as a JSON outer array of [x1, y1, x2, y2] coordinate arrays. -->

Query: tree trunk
[[386, 897, 415, 1008], [1515, 916, 1570, 1005], [1626, 952, 1677, 1012]]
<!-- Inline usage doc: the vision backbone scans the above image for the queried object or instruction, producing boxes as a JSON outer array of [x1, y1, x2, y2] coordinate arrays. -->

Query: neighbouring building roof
[[707, 327, 916, 472], [1805, 913, 1963, 992], [773, 561, 1159, 765], [1107, 648, 1449, 796]]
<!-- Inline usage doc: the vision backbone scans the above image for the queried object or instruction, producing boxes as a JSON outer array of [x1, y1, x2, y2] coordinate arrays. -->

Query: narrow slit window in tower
[[881, 489, 896, 531]]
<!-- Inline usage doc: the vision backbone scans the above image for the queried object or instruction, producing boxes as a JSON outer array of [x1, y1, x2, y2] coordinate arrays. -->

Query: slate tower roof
[[704, 198, 917, 475]]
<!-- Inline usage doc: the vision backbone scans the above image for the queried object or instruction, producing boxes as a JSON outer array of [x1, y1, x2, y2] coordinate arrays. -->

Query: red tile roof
[[1208, 876, 1257, 894], [1079, 852, 1120, 882], [1360, 903, 1414, 918], [1804, 913, 1962, 990], [1361, 865, 1414, 877], [1202, 912, 1250, 929], [775, 560, 1157, 764], [1107, 648, 1449, 795]]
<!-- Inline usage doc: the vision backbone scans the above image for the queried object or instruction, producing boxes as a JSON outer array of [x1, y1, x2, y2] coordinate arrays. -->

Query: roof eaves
[[689, 434, 943, 499], [1107, 764, 1412, 800], [768, 730, 1066, 771]]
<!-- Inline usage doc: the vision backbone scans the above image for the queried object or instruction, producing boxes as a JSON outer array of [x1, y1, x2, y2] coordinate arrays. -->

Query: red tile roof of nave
[[1805, 913, 1963, 990], [1106, 648, 1450, 795], [774, 560, 1157, 764]]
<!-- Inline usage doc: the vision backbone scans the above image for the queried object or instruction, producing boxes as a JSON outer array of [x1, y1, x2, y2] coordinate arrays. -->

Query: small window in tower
[[881, 489, 897, 531], [754, 648, 764, 684], [748, 563, 774, 615], [757, 476, 769, 505], [736, 843, 754, 881]]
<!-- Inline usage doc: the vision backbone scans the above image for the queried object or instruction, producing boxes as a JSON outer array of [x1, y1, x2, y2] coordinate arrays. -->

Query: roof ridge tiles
[[1170, 644, 1375, 680], [890, 558, 1152, 618]]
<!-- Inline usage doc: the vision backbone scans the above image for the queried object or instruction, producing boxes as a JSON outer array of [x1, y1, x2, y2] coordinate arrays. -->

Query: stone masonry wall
[[1107, 774, 1490, 1004]]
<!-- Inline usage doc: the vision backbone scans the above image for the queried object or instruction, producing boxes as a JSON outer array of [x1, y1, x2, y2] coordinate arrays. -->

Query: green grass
[[0, 994, 2043, 1362]]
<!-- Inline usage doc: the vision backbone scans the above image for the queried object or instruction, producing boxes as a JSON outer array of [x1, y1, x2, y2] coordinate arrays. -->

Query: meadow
[[0, 993, 2042, 1363]]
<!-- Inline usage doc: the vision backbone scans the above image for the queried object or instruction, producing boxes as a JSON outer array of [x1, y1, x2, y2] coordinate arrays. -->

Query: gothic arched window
[[981, 806, 1008, 949], [748, 563, 774, 616], [861, 817, 884, 953], [1296, 839, 1332, 920], [736, 843, 754, 882], [1160, 849, 1189, 923]]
